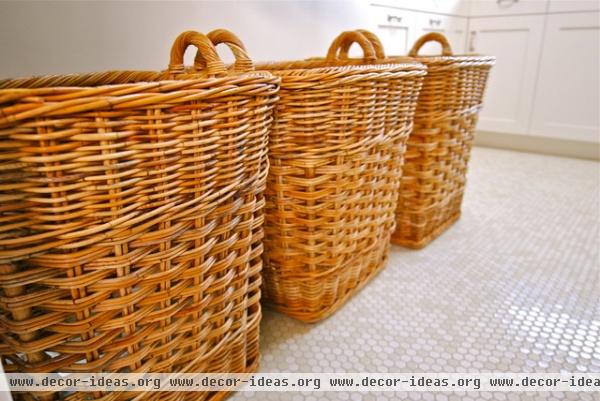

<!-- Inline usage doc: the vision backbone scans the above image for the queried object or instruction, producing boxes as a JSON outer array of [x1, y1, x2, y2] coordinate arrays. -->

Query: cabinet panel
[[414, 13, 468, 54], [468, 0, 548, 17], [530, 12, 599, 142], [468, 15, 545, 134], [371, 0, 470, 16], [370, 6, 416, 55], [548, 0, 599, 13]]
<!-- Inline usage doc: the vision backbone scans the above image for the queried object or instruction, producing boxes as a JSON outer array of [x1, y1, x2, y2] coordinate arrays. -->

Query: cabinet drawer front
[[370, 5, 413, 28], [370, 6, 416, 55], [417, 13, 454, 31], [414, 13, 468, 54], [371, 0, 469, 15], [548, 0, 599, 13], [470, 0, 548, 17]]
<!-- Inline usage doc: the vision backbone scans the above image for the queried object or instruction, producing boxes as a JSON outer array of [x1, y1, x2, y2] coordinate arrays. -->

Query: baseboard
[[474, 131, 600, 161]]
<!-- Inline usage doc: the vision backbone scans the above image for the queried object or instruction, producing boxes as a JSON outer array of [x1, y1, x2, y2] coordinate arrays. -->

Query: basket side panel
[[393, 63, 493, 247], [0, 76, 278, 400], [263, 71, 423, 321]]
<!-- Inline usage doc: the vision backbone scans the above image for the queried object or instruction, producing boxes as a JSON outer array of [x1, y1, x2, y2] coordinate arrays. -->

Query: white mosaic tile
[[230, 147, 600, 401]]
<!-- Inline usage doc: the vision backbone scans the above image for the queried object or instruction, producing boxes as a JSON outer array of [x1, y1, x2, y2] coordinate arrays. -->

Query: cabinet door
[[414, 13, 468, 54], [468, 15, 545, 134], [369, 6, 416, 56], [530, 12, 599, 143]]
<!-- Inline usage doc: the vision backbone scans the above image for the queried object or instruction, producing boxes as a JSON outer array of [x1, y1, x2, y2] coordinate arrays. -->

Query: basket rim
[[389, 54, 496, 65], [0, 69, 276, 91], [254, 57, 427, 76]]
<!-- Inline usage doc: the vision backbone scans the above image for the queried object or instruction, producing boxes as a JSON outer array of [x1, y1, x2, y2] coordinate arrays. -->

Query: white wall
[[0, 0, 371, 78]]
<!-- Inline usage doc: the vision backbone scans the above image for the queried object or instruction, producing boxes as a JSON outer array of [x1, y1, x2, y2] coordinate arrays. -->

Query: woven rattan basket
[[202, 30, 427, 321], [342, 31, 495, 249], [0, 31, 279, 401]]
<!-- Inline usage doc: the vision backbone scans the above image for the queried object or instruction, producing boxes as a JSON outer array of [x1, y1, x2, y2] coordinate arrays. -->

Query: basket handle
[[326, 31, 376, 62], [198, 29, 254, 73], [169, 30, 227, 76], [408, 32, 453, 57], [338, 29, 385, 60]]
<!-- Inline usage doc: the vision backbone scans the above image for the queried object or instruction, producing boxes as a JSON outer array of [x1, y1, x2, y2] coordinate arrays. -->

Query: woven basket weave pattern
[[390, 33, 495, 249], [0, 31, 279, 401], [257, 50, 426, 321]]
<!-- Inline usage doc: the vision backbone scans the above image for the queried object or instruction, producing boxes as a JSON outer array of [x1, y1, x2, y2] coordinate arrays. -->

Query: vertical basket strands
[[206, 30, 426, 322], [393, 33, 495, 248], [0, 31, 279, 401], [342, 31, 495, 248]]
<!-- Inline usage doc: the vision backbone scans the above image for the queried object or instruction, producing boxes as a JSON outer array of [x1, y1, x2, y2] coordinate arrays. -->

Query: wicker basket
[[202, 30, 426, 321], [343, 31, 495, 249], [0, 31, 279, 401]]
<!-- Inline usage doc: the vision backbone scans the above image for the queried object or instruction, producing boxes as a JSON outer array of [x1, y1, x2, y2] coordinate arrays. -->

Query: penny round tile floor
[[230, 147, 600, 401]]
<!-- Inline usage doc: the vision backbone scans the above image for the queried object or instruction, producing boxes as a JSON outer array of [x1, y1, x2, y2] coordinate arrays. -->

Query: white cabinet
[[369, 1, 599, 151], [369, 6, 468, 56], [413, 13, 468, 54], [370, 6, 416, 55], [530, 12, 600, 142], [468, 15, 545, 134], [468, 0, 548, 17], [372, 0, 470, 16], [548, 0, 599, 13]]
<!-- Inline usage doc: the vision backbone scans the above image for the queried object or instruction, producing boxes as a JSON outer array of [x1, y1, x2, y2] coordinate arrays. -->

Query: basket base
[[391, 212, 461, 249], [263, 254, 388, 323]]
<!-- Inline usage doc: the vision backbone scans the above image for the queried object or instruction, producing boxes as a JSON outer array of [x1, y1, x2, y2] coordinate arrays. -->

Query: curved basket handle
[[338, 29, 385, 60], [169, 30, 227, 76], [408, 32, 453, 57], [326, 31, 376, 62], [198, 29, 254, 73]]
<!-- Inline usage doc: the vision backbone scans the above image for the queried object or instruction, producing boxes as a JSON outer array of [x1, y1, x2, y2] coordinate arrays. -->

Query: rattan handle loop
[[408, 32, 453, 56], [196, 29, 254, 73], [326, 31, 376, 62], [338, 29, 385, 60], [169, 30, 227, 76]]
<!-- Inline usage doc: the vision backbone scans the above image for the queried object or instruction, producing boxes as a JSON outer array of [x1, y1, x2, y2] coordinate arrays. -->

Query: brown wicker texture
[[240, 31, 425, 322], [343, 31, 495, 248], [0, 30, 279, 401]]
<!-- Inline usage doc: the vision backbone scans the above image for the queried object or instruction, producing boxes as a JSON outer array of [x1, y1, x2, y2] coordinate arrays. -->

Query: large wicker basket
[[343, 31, 495, 248], [0, 31, 279, 401], [202, 30, 427, 321]]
